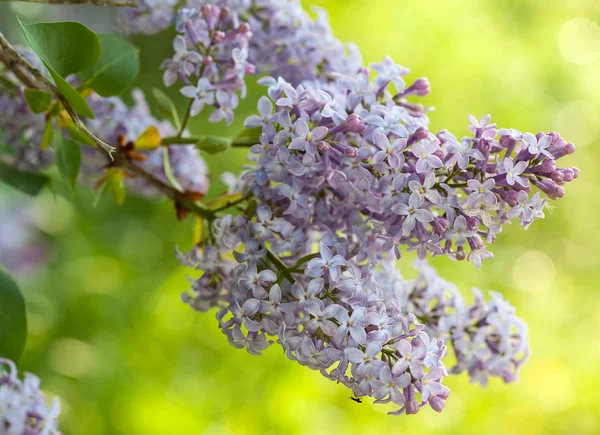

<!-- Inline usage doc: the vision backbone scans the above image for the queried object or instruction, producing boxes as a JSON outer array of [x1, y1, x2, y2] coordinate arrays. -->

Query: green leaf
[[0, 266, 27, 363], [40, 118, 54, 150], [162, 147, 184, 192], [0, 161, 51, 196], [17, 18, 101, 77], [108, 169, 126, 205], [80, 34, 140, 97], [51, 72, 95, 118], [18, 18, 99, 118], [55, 132, 81, 193], [152, 88, 181, 130], [62, 117, 95, 147], [195, 136, 232, 155], [23, 88, 52, 114]]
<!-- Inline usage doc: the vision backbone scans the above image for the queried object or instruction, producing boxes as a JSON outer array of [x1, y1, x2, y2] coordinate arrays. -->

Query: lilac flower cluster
[[393, 262, 529, 386], [215, 0, 363, 85], [119, 0, 178, 35], [162, 3, 254, 125], [0, 358, 61, 435], [179, 54, 577, 414], [181, 233, 451, 415], [238, 64, 577, 267]]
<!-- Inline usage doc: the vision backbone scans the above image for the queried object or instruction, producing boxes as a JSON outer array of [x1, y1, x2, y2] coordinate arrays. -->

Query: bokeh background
[[1, 0, 599, 434]]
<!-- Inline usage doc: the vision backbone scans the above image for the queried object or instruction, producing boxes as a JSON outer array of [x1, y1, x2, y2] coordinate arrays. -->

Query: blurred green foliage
[[1, 0, 599, 433]]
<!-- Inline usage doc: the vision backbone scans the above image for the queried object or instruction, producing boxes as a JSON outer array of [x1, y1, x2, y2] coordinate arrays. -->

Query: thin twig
[[0, 32, 116, 156], [0, 0, 138, 6], [0, 31, 215, 222]]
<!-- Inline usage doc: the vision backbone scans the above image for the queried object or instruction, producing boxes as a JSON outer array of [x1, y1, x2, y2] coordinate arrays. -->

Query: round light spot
[[49, 338, 95, 378], [513, 251, 556, 293], [558, 18, 600, 65], [554, 100, 599, 148], [526, 358, 575, 412]]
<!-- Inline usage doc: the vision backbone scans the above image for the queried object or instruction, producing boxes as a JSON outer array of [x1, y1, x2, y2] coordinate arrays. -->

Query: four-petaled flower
[[466, 178, 496, 206], [180, 78, 214, 116], [306, 243, 346, 281], [412, 139, 443, 173], [392, 193, 434, 233], [524, 133, 553, 159], [289, 119, 329, 155], [503, 158, 528, 187], [372, 133, 407, 169]]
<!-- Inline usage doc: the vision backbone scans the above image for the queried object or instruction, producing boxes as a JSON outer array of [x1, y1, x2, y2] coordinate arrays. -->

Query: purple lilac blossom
[[161, 4, 254, 125], [179, 55, 577, 415], [0, 358, 61, 434], [392, 262, 530, 386]]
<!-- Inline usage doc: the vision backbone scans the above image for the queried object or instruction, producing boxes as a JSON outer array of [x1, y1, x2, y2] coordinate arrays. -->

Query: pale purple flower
[[467, 178, 497, 206], [230, 298, 262, 332], [503, 158, 528, 187], [412, 139, 443, 173], [444, 216, 476, 246], [506, 190, 535, 221], [392, 193, 434, 233], [374, 366, 411, 405], [172, 35, 202, 75], [524, 133, 553, 159], [289, 119, 328, 155], [330, 305, 368, 344], [345, 341, 384, 376], [408, 172, 441, 204], [180, 78, 214, 117], [372, 133, 407, 169], [306, 243, 346, 281], [209, 91, 238, 125], [238, 264, 276, 299], [244, 96, 277, 136], [468, 114, 496, 134]]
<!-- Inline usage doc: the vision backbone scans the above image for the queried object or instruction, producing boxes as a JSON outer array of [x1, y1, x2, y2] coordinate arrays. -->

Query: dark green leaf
[[0, 161, 51, 196], [18, 18, 98, 118], [51, 70, 95, 118], [17, 18, 101, 77], [0, 266, 27, 363], [80, 34, 140, 97], [152, 88, 181, 130], [55, 132, 81, 193], [195, 136, 232, 154], [62, 117, 95, 147], [23, 88, 52, 114]]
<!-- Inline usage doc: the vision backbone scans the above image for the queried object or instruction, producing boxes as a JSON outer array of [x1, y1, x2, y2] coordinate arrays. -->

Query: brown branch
[[0, 31, 116, 156], [0, 0, 138, 6]]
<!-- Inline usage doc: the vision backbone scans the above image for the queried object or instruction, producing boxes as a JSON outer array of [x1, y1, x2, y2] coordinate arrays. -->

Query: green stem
[[266, 248, 295, 284], [176, 100, 193, 138], [161, 135, 257, 147]]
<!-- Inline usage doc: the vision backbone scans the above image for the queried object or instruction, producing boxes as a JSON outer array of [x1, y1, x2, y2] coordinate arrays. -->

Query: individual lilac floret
[[0, 358, 61, 434], [119, 0, 177, 35], [162, 4, 254, 125]]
